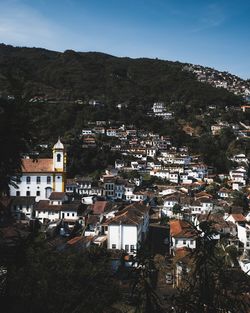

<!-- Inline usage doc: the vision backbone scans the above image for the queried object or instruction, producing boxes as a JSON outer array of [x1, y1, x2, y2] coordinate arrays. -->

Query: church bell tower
[[53, 138, 66, 172]]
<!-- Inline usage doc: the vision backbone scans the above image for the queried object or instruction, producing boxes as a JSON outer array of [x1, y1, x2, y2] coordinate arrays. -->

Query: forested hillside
[[0, 43, 242, 107], [1, 44, 249, 176]]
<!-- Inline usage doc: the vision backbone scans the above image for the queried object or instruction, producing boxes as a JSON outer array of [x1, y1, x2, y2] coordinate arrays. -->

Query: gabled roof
[[218, 187, 231, 193], [104, 202, 149, 226], [230, 214, 246, 222], [170, 220, 197, 238], [195, 191, 213, 199], [49, 192, 66, 201], [35, 200, 80, 212]]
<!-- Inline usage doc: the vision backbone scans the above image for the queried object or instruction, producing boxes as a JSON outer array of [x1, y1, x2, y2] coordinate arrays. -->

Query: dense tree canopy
[[0, 97, 33, 194], [1, 239, 120, 313]]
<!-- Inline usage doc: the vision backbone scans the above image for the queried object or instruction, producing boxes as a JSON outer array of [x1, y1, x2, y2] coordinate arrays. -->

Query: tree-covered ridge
[[0, 43, 242, 109]]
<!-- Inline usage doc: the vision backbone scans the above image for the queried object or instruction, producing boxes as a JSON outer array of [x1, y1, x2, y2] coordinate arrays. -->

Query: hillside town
[[183, 64, 250, 99], [1, 105, 250, 293]]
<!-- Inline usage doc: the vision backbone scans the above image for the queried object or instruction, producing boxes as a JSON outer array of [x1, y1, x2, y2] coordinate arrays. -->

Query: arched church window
[[57, 153, 61, 162]]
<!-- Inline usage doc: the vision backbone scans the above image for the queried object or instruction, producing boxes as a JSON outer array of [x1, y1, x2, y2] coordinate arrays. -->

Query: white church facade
[[9, 139, 67, 201]]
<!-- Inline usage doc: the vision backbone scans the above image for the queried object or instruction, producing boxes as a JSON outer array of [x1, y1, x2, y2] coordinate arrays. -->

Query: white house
[[146, 148, 157, 158], [170, 219, 197, 250], [105, 203, 150, 254], [217, 187, 232, 198], [162, 196, 179, 216], [150, 170, 179, 183], [124, 183, 136, 201], [231, 154, 249, 164], [152, 102, 166, 114], [81, 129, 93, 136], [237, 223, 250, 250], [229, 167, 247, 187], [34, 192, 81, 223], [115, 159, 125, 170], [106, 128, 118, 137], [239, 258, 250, 275], [9, 139, 66, 201], [10, 196, 36, 220]]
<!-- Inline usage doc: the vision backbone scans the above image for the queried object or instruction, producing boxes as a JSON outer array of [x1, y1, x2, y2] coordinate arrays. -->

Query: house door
[[62, 213, 65, 219]]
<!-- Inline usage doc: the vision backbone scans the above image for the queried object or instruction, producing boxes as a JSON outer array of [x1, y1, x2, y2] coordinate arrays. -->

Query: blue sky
[[0, 0, 249, 78]]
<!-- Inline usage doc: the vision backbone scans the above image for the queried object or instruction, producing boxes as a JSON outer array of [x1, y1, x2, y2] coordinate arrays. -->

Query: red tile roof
[[22, 158, 54, 173], [170, 220, 197, 238], [231, 214, 246, 222], [104, 202, 149, 226]]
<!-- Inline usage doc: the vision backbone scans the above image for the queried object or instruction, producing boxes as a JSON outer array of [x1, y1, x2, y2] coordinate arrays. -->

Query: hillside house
[[170, 220, 197, 251], [104, 202, 150, 254], [34, 192, 81, 224]]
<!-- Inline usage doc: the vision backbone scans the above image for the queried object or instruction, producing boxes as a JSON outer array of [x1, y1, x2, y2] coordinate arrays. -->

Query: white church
[[9, 139, 67, 201]]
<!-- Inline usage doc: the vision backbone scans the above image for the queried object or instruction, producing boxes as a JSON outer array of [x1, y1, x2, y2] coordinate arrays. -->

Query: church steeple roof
[[53, 138, 64, 150]]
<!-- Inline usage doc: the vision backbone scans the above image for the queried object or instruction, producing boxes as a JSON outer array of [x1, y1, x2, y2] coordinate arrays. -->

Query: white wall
[[108, 224, 138, 253], [61, 210, 78, 220], [237, 224, 250, 250], [10, 174, 54, 200], [35, 210, 60, 222], [172, 237, 196, 249]]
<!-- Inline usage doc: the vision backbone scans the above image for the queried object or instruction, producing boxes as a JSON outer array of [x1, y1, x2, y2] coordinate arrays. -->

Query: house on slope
[[170, 220, 197, 251], [104, 202, 150, 254]]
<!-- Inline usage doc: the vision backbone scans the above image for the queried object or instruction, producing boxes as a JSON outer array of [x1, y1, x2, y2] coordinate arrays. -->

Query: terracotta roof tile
[[22, 158, 54, 173], [170, 220, 197, 238], [231, 214, 246, 222]]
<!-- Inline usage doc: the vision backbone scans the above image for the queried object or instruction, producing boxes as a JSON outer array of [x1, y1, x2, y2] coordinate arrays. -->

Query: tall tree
[[171, 220, 250, 313]]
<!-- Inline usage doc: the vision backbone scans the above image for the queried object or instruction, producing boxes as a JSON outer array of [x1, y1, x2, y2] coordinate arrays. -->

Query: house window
[[45, 187, 52, 199], [16, 191, 20, 196], [112, 244, 116, 249], [57, 154, 61, 162], [190, 240, 194, 245], [125, 245, 129, 252], [37, 176, 41, 184], [26, 176, 31, 184], [183, 240, 186, 245], [67, 213, 69, 216], [36, 191, 40, 196], [47, 176, 51, 184], [175, 239, 178, 244], [72, 213, 75, 217], [130, 245, 135, 252], [26, 191, 30, 196]]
